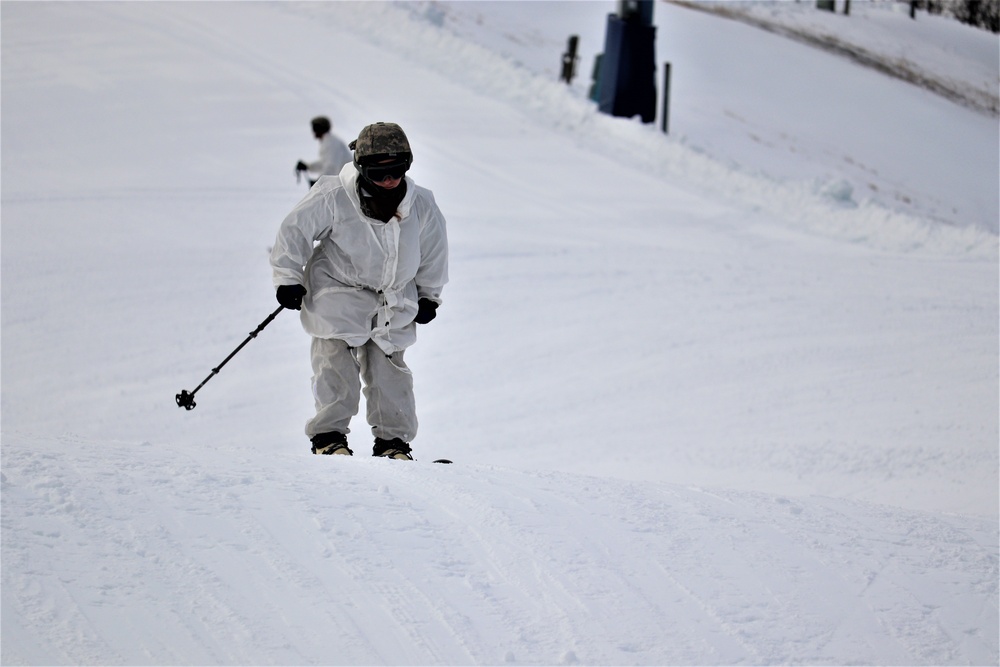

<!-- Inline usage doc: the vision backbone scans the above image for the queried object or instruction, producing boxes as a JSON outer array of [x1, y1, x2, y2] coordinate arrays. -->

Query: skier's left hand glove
[[414, 298, 438, 324], [295, 160, 309, 172]]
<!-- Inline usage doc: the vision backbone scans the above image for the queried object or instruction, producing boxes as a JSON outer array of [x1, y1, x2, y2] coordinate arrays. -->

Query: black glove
[[414, 298, 438, 324], [295, 160, 309, 172], [276, 284, 307, 310]]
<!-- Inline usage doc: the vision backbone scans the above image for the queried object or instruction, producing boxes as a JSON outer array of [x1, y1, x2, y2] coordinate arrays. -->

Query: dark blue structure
[[597, 1, 657, 124]]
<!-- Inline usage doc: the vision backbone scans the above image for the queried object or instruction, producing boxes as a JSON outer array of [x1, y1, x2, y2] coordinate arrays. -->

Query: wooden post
[[561, 35, 580, 84]]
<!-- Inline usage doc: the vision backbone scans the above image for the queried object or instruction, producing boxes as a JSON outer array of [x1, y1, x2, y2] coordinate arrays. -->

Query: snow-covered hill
[[2, 1, 997, 664], [671, 0, 999, 115]]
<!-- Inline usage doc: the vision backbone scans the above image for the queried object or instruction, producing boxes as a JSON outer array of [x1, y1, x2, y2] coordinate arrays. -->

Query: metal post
[[661, 62, 671, 134]]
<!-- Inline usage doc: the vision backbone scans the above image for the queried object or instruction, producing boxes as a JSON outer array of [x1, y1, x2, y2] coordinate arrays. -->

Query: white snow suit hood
[[270, 163, 448, 355]]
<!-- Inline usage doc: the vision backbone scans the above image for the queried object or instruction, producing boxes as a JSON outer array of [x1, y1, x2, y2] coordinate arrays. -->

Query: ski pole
[[175, 305, 284, 410]]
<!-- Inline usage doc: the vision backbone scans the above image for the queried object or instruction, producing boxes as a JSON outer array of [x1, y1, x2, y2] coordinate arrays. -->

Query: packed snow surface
[[2, 1, 997, 665]]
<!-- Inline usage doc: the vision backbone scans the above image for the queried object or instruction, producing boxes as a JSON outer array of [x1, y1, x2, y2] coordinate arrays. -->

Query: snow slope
[[426, 0, 999, 233], [4, 436, 997, 665], [671, 0, 999, 116], [2, 1, 997, 664]]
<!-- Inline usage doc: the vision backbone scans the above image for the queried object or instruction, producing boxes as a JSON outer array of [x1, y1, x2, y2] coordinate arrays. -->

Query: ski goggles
[[360, 156, 411, 183]]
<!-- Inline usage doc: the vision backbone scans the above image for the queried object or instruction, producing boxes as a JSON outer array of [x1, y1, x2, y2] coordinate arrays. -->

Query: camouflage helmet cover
[[349, 122, 412, 163]]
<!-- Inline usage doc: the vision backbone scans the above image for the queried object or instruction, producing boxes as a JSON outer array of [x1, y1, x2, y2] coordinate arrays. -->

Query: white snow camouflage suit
[[307, 131, 352, 177], [270, 163, 448, 441]]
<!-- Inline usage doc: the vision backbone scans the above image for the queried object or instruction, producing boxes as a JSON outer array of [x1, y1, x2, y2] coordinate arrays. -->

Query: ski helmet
[[350, 122, 412, 163], [311, 116, 331, 136]]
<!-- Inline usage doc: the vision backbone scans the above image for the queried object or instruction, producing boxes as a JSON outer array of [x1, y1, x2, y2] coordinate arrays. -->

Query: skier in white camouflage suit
[[295, 116, 353, 187], [271, 122, 449, 460]]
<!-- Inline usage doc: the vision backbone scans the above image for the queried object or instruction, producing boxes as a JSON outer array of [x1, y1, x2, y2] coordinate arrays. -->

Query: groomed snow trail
[[3, 433, 997, 665]]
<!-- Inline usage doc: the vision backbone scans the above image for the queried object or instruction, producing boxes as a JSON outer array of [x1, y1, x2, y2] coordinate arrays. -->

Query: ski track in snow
[[3, 434, 998, 665]]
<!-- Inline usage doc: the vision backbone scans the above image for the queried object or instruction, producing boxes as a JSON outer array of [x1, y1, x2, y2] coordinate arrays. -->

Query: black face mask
[[358, 175, 408, 223]]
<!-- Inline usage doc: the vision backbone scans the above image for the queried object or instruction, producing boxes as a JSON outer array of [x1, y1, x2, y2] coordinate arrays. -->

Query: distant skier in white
[[295, 116, 352, 187], [271, 122, 449, 460]]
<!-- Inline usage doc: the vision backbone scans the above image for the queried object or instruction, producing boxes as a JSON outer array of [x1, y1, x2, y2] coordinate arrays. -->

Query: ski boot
[[373, 437, 413, 460], [311, 431, 353, 456]]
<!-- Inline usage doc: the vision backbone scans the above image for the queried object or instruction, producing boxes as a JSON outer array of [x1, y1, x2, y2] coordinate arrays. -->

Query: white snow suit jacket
[[308, 133, 353, 176], [270, 163, 449, 355]]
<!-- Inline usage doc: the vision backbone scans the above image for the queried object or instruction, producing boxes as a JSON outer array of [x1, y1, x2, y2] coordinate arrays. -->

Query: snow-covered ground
[[2, 1, 997, 664], [672, 0, 999, 115]]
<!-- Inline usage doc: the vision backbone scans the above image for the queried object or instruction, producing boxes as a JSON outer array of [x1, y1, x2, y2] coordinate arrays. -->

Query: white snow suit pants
[[306, 336, 417, 443]]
